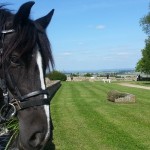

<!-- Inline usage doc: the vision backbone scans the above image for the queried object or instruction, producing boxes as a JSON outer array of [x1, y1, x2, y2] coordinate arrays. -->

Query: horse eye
[[10, 56, 20, 66]]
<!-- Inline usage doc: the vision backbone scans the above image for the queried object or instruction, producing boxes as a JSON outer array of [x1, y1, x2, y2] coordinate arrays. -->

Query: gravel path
[[118, 83, 150, 90]]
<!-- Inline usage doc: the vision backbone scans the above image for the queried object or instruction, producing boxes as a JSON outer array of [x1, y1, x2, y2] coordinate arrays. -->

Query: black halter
[[0, 27, 51, 122]]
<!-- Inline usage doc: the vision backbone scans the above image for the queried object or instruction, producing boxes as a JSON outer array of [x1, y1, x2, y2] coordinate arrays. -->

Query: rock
[[107, 90, 136, 103]]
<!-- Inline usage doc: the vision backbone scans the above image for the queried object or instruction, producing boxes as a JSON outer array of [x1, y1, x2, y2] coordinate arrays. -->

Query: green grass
[[50, 81, 150, 150]]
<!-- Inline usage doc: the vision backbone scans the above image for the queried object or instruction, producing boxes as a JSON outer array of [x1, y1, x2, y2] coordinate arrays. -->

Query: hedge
[[47, 71, 67, 81]]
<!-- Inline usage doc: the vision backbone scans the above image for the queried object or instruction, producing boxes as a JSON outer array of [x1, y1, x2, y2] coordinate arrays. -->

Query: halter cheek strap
[[11, 89, 51, 111], [21, 90, 49, 100], [12, 97, 50, 111]]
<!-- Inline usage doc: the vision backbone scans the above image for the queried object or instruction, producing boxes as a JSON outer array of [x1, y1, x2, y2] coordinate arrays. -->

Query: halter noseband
[[0, 28, 51, 122]]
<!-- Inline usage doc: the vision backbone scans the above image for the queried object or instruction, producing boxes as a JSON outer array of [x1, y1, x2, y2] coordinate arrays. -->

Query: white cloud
[[87, 24, 106, 30], [96, 25, 105, 30], [62, 52, 72, 56]]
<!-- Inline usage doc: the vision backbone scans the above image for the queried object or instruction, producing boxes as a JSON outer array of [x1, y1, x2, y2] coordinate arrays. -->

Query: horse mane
[[0, 5, 12, 31], [0, 5, 54, 71]]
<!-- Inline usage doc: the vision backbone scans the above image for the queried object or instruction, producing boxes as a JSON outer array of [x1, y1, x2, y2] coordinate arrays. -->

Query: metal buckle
[[0, 103, 16, 121], [11, 99, 21, 110]]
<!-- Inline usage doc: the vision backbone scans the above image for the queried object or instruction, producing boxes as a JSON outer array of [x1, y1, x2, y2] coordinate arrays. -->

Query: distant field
[[50, 81, 150, 150]]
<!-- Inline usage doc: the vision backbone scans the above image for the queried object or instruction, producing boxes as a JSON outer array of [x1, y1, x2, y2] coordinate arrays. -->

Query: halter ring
[[8, 103, 16, 117], [0, 103, 16, 121]]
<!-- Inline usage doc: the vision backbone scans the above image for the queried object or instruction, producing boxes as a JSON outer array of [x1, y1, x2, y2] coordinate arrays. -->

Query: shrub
[[72, 73, 79, 77], [47, 70, 67, 81], [84, 73, 93, 77]]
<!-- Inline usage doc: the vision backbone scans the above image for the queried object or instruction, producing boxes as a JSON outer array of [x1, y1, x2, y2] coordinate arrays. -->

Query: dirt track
[[118, 83, 150, 90]]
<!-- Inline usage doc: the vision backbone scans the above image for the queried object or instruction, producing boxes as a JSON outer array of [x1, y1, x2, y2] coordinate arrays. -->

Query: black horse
[[0, 1, 54, 149]]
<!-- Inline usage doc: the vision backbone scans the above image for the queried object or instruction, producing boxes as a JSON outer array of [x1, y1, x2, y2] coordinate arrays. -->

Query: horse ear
[[35, 9, 54, 29], [14, 1, 35, 25]]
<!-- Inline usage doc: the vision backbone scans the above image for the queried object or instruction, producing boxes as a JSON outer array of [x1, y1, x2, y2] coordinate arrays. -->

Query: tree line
[[136, 4, 150, 74]]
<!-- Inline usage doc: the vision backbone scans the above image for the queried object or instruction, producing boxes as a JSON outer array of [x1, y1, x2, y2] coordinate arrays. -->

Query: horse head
[[0, 1, 54, 149]]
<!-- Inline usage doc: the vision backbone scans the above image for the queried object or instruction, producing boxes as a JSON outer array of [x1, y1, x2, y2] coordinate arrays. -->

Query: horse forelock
[[0, 6, 12, 32]]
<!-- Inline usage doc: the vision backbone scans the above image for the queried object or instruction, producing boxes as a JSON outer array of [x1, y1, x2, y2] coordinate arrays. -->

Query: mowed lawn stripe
[[82, 82, 150, 148], [51, 82, 150, 150], [72, 82, 148, 150], [51, 82, 105, 150]]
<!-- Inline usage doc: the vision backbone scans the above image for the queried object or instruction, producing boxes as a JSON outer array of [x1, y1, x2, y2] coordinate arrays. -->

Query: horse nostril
[[29, 132, 44, 148]]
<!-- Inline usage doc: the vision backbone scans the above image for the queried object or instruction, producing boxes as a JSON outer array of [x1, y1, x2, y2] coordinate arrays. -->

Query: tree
[[136, 38, 150, 74], [136, 5, 150, 74], [140, 12, 150, 35]]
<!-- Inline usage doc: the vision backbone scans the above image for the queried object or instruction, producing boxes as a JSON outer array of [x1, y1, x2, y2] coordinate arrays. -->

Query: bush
[[84, 73, 93, 77], [47, 71, 67, 81], [140, 77, 150, 81], [72, 73, 79, 77]]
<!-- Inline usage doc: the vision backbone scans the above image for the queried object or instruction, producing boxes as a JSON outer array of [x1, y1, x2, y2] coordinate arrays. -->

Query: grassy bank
[[50, 81, 150, 150]]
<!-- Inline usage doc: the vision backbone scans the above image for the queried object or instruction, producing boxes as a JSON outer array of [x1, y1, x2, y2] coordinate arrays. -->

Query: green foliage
[[136, 59, 144, 72], [72, 73, 79, 77], [83, 73, 93, 77], [136, 38, 150, 74], [1, 118, 19, 149], [136, 5, 150, 74], [47, 70, 67, 81], [140, 12, 150, 35]]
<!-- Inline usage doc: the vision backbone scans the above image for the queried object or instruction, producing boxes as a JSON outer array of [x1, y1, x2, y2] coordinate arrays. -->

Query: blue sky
[[1, 0, 149, 71]]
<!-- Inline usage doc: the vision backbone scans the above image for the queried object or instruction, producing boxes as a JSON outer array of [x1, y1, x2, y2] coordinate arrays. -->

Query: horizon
[[61, 68, 135, 73]]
